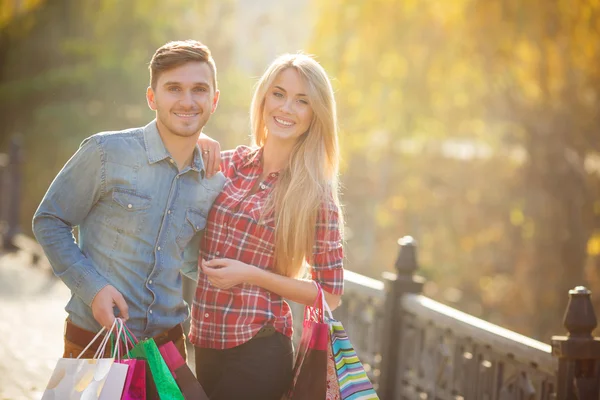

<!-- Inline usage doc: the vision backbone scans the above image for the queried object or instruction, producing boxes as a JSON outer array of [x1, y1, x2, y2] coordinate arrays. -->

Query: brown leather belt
[[65, 319, 184, 351]]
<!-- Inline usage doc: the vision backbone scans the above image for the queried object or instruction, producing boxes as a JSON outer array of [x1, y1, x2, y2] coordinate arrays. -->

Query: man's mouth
[[174, 112, 199, 118]]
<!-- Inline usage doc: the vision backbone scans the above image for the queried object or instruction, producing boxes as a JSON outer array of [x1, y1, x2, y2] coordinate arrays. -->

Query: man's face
[[147, 62, 219, 139]]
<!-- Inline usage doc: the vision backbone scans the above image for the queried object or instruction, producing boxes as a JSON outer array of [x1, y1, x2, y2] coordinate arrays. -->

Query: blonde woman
[[189, 54, 344, 399]]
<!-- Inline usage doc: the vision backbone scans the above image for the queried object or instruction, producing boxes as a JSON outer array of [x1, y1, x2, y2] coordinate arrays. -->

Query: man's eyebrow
[[163, 81, 210, 86], [274, 85, 307, 96]]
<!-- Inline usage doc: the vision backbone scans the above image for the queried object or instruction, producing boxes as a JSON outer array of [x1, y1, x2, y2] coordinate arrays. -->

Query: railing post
[[378, 236, 424, 400], [551, 286, 600, 400], [3, 136, 22, 250]]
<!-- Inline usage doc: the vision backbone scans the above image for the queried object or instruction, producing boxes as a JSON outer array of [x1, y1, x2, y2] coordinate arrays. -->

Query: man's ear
[[211, 89, 220, 114], [146, 86, 157, 111]]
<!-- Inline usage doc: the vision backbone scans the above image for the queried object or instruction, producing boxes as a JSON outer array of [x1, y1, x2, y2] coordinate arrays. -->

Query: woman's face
[[263, 68, 314, 143]]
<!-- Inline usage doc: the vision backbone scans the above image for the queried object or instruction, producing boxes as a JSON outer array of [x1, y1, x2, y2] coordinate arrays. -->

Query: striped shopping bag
[[327, 319, 378, 399], [286, 283, 379, 400]]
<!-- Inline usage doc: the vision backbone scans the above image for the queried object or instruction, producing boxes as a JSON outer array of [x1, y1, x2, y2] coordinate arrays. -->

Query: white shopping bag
[[42, 319, 129, 400]]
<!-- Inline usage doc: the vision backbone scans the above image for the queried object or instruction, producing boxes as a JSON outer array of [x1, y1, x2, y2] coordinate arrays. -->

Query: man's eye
[[168, 87, 180, 92], [194, 87, 207, 92]]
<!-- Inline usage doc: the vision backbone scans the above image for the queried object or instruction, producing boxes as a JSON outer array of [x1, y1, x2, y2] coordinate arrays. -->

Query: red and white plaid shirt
[[189, 145, 344, 349]]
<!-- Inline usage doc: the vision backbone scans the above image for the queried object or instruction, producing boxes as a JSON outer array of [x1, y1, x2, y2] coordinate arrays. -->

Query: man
[[32, 40, 224, 360]]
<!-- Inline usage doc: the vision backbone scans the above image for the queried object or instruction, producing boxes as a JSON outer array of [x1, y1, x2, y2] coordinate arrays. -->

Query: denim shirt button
[[127, 204, 132, 209], [157, 246, 161, 251], [149, 310, 153, 314]]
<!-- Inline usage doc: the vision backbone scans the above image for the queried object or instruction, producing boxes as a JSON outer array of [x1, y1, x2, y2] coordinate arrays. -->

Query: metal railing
[[291, 237, 600, 399]]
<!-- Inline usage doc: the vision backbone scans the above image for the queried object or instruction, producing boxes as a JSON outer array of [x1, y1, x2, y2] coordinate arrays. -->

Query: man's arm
[[32, 137, 112, 306]]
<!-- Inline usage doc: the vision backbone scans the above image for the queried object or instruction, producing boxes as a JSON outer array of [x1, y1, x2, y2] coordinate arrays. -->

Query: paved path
[[0, 251, 69, 400], [0, 251, 202, 400]]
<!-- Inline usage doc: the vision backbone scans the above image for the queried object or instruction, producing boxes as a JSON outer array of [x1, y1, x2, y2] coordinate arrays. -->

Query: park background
[[1, 0, 600, 352]]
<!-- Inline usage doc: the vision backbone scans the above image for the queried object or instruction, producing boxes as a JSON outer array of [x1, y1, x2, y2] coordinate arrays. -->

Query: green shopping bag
[[128, 337, 185, 400]]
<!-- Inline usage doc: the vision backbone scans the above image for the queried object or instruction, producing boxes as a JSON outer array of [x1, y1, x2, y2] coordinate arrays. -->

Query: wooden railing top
[[402, 292, 557, 373]]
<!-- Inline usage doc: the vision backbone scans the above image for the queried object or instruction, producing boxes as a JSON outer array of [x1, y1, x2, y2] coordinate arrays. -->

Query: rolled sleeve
[[311, 201, 344, 296], [32, 136, 110, 305]]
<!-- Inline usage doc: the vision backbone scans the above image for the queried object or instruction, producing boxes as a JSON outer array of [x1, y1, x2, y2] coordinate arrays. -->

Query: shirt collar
[[241, 147, 263, 168], [143, 119, 206, 176], [143, 120, 170, 164], [190, 145, 206, 175]]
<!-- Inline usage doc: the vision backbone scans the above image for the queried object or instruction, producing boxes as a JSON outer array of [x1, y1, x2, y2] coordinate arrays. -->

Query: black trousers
[[195, 330, 294, 400]]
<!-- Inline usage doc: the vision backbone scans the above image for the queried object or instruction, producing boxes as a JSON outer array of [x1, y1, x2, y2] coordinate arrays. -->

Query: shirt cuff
[[56, 259, 111, 306]]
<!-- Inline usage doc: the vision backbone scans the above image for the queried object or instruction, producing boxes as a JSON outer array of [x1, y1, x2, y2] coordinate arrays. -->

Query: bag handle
[[93, 319, 121, 359], [304, 281, 324, 322], [75, 318, 117, 360], [110, 318, 136, 359], [111, 318, 129, 360], [313, 281, 334, 319]]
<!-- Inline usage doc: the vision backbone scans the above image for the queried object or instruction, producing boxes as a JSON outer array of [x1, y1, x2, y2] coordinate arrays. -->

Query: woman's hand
[[201, 258, 258, 289], [197, 133, 221, 178]]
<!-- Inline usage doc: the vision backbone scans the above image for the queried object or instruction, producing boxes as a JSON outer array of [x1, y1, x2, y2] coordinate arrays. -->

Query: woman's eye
[[273, 92, 284, 98], [298, 99, 309, 105]]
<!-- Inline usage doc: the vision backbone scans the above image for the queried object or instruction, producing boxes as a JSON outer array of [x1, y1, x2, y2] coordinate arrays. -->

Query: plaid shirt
[[189, 145, 344, 349]]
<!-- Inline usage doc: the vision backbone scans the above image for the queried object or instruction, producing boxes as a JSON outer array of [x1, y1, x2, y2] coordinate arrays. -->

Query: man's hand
[[197, 133, 222, 178], [91, 285, 129, 329]]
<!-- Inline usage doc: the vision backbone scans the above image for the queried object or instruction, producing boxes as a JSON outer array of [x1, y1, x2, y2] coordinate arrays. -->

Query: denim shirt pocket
[[176, 208, 207, 249], [105, 188, 152, 234]]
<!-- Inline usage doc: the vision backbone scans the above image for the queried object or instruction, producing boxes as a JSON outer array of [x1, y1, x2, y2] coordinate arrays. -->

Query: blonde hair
[[250, 54, 343, 278]]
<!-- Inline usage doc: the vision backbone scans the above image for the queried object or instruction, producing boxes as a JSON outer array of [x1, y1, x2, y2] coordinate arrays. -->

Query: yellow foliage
[[588, 234, 600, 256]]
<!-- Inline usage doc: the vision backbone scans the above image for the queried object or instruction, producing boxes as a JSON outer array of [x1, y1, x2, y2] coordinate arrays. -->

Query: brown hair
[[149, 40, 217, 90]]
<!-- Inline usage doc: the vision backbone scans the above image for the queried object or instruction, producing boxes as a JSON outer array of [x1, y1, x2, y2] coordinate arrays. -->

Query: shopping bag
[[112, 320, 146, 400], [159, 341, 209, 400], [119, 359, 146, 400], [320, 288, 379, 400], [98, 319, 130, 399], [42, 319, 129, 400], [128, 337, 185, 400], [285, 283, 330, 400], [328, 320, 379, 399]]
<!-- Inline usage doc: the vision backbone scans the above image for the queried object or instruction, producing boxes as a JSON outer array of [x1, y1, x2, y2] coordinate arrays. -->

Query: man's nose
[[180, 90, 194, 107]]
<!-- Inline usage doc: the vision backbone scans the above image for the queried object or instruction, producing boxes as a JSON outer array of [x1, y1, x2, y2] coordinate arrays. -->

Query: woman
[[189, 53, 344, 400]]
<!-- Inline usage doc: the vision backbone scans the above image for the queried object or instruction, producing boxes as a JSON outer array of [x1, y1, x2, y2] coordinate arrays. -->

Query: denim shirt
[[33, 120, 225, 338]]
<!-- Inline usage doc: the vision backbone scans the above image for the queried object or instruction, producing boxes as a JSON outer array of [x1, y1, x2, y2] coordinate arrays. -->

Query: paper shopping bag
[[328, 319, 379, 399], [42, 320, 129, 400], [159, 341, 208, 400], [118, 359, 146, 400], [285, 284, 329, 400], [42, 358, 114, 400], [128, 338, 185, 400]]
